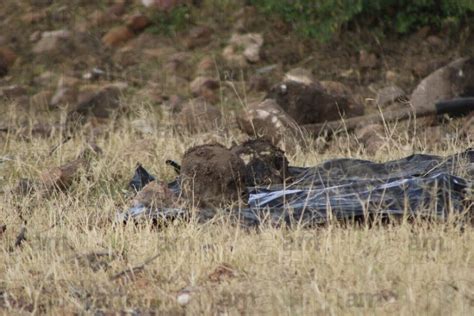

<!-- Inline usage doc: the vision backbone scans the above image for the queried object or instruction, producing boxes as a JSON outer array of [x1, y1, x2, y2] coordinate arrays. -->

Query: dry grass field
[[1, 105, 473, 315], [1, 1, 473, 314]]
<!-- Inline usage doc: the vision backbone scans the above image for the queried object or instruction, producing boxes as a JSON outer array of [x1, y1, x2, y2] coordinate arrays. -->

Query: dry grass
[[0, 103, 473, 315]]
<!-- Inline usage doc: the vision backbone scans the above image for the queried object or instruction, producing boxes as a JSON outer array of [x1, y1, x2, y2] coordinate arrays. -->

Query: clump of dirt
[[181, 143, 246, 207], [231, 138, 289, 186]]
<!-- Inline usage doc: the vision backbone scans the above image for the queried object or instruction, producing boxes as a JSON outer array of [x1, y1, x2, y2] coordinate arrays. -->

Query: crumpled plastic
[[118, 149, 473, 225]]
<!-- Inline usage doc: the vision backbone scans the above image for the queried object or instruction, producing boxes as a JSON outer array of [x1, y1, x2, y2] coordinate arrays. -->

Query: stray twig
[[8, 226, 27, 251], [49, 136, 72, 156], [110, 253, 160, 281]]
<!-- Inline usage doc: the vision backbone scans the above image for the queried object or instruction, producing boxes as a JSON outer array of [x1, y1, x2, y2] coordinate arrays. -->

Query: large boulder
[[411, 58, 474, 111], [181, 144, 246, 207]]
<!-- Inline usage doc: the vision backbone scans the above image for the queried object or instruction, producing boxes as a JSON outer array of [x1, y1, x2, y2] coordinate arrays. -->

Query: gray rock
[[411, 58, 474, 111]]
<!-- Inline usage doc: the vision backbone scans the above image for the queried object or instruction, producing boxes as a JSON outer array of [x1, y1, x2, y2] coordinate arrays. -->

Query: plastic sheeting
[[118, 149, 473, 225]]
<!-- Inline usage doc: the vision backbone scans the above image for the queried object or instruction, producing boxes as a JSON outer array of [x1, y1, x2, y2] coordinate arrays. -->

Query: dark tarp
[[118, 149, 473, 226]]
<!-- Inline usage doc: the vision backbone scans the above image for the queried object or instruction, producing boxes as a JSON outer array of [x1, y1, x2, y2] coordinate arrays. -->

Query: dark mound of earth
[[231, 138, 289, 186], [181, 143, 246, 207], [266, 80, 363, 125]]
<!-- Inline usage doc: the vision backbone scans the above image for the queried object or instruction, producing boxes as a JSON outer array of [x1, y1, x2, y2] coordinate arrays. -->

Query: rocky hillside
[[0, 0, 473, 151]]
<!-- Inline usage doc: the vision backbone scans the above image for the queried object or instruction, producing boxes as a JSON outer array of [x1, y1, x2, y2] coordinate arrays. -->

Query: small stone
[[223, 33, 263, 67], [189, 76, 219, 97], [359, 49, 378, 68], [284, 68, 314, 85], [320, 80, 352, 97], [102, 26, 134, 47], [142, 0, 181, 11], [385, 70, 398, 82], [40, 158, 86, 193], [426, 35, 444, 48], [195, 56, 214, 76], [185, 25, 213, 49], [176, 287, 193, 306], [126, 14, 151, 32], [375, 86, 406, 107], [30, 31, 42, 42], [32, 30, 71, 54]]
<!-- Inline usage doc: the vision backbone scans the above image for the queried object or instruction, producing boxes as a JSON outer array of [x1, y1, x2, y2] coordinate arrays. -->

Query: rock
[[230, 138, 289, 186], [189, 76, 219, 97], [237, 98, 301, 145], [132, 181, 177, 208], [355, 124, 386, 155], [102, 26, 134, 47], [195, 56, 214, 76], [0, 47, 17, 76], [141, 0, 181, 10], [32, 29, 71, 54], [164, 51, 191, 73], [223, 33, 263, 67], [40, 158, 86, 193], [126, 14, 151, 32], [266, 80, 363, 125], [426, 35, 444, 49], [181, 143, 246, 207], [385, 70, 398, 82], [176, 98, 222, 133], [67, 84, 124, 124], [30, 31, 42, 42], [359, 49, 378, 68], [0, 85, 27, 99], [411, 58, 474, 112], [376, 86, 406, 107], [185, 25, 213, 49], [320, 80, 353, 97], [30, 90, 53, 110], [284, 68, 315, 85]]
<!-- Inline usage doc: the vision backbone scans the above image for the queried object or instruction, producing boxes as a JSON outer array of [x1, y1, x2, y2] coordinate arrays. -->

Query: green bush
[[250, 0, 474, 41]]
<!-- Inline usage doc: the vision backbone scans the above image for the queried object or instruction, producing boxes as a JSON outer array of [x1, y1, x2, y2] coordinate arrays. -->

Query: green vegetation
[[147, 5, 191, 35], [250, 0, 474, 41]]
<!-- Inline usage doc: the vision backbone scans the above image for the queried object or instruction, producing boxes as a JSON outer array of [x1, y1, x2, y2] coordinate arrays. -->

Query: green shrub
[[146, 5, 191, 35], [250, 0, 474, 41]]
